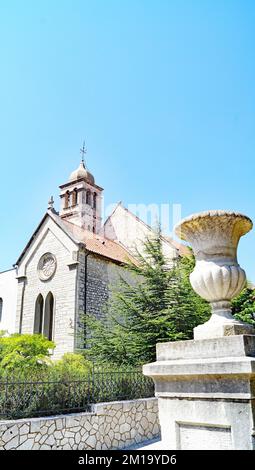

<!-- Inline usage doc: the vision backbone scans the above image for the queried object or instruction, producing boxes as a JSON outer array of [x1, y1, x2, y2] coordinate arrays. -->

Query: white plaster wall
[[0, 269, 17, 334]]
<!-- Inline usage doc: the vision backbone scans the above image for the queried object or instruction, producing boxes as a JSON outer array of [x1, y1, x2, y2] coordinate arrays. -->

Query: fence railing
[[0, 368, 154, 420]]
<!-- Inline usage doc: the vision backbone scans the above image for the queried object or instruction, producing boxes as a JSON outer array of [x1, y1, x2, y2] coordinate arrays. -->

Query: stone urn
[[175, 210, 255, 339]]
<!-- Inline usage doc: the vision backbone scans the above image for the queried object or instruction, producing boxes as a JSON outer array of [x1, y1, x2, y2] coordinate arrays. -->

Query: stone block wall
[[15, 217, 79, 359], [0, 398, 159, 450], [76, 251, 136, 348], [78, 252, 133, 321]]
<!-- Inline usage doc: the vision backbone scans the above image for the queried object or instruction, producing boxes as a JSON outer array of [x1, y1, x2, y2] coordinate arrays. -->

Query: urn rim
[[175, 209, 253, 241]]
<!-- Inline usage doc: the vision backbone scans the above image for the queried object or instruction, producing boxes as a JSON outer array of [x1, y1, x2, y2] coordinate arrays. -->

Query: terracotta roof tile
[[61, 219, 136, 265]]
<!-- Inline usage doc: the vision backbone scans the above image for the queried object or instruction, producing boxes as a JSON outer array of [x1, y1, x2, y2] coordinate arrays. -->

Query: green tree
[[85, 229, 211, 366], [231, 284, 255, 326]]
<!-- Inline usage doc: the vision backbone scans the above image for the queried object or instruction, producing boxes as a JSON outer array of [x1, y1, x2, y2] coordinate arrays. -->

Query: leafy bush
[[0, 365, 152, 420], [0, 334, 54, 377], [0, 349, 92, 419], [0, 336, 153, 420], [0, 376, 91, 419], [50, 353, 92, 381]]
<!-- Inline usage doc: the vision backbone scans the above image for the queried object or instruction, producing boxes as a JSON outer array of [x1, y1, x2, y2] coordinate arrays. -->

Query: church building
[[0, 158, 186, 359]]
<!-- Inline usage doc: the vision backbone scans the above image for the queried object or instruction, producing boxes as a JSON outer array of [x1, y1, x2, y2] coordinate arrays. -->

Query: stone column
[[143, 210, 255, 450]]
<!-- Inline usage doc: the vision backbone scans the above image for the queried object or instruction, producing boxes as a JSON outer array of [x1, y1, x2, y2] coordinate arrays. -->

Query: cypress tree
[[85, 228, 211, 365]]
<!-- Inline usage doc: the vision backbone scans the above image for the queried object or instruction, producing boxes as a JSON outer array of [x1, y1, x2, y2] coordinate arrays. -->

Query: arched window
[[86, 190, 91, 206], [64, 191, 70, 209], [43, 292, 54, 341], [34, 294, 44, 334], [0, 298, 3, 322], [93, 193, 97, 209], [72, 188, 78, 206]]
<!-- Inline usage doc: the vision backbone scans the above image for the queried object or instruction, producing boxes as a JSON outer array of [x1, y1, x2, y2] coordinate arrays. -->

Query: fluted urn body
[[175, 210, 254, 339]]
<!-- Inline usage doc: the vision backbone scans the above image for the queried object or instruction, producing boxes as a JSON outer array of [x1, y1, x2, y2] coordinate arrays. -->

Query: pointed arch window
[[72, 188, 78, 206], [34, 294, 44, 334], [43, 292, 54, 341]]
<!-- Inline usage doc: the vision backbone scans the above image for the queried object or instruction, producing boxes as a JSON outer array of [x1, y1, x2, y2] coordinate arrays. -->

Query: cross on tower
[[48, 195, 54, 210], [80, 141, 87, 164]]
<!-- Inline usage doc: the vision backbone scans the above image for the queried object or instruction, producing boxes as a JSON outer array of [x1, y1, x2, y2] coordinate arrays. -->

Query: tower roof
[[69, 161, 95, 185]]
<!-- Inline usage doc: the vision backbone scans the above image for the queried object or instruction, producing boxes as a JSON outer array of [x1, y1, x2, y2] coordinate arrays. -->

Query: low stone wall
[[0, 398, 159, 450]]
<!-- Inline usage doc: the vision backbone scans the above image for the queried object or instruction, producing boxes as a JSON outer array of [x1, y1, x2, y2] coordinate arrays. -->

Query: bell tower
[[59, 147, 103, 233]]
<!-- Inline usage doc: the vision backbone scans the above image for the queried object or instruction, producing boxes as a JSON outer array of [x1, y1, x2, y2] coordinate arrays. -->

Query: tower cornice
[[59, 178, 103, 191]]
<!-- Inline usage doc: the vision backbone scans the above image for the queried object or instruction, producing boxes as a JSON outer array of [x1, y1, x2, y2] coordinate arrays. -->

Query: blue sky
[[0, 0, 255, 280]]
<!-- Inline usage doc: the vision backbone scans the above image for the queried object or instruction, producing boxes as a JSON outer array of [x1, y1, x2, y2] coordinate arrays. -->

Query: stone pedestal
[[143, 209, 255, 449], [143, 335, 255, 450]]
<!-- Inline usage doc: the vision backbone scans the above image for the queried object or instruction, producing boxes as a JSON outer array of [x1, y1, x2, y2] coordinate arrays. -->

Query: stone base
[[143, 335, 255, 450], [194, 319, 255, 340]]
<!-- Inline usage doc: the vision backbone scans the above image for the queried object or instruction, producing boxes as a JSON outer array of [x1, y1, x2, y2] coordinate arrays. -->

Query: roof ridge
[[103, 201, 123, 228]]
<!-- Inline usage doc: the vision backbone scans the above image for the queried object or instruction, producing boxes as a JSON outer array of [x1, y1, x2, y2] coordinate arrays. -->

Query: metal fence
[[0, 368, 154, 420]]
